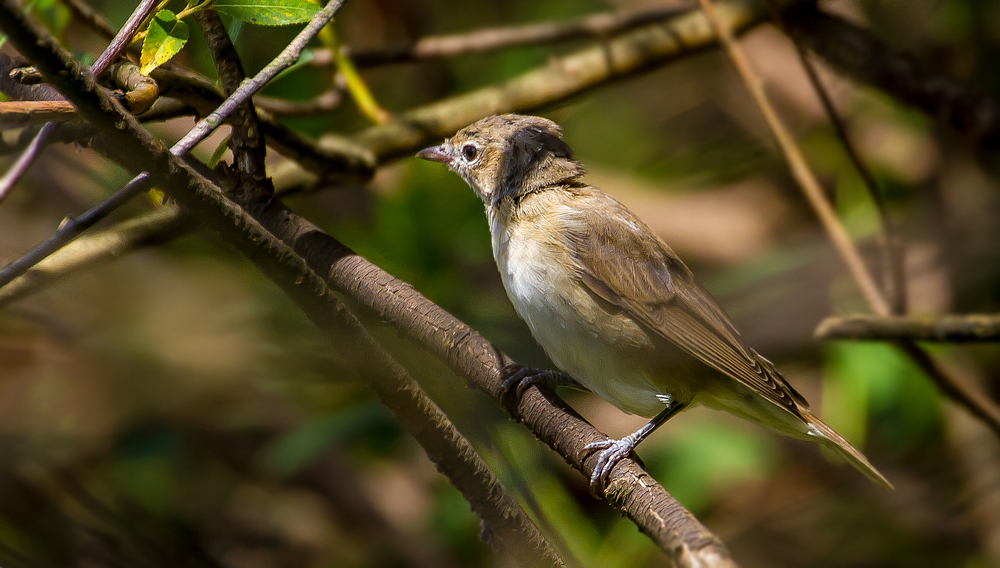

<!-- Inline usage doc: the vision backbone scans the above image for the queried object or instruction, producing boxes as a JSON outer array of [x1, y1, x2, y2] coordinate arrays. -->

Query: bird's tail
[[802, 410, 893, 490]]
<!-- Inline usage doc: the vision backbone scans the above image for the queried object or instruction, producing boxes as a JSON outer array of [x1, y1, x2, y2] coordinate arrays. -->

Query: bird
[[416, 114, 891, 494]]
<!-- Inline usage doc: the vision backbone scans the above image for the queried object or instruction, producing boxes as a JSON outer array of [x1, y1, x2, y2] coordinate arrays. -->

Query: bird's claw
[[500, 364, 561, 407], [579, 436, 640, 497]]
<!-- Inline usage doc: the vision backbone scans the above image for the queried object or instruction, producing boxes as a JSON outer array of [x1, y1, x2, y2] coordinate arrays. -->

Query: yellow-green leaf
[[214, 0, 320, 26], [140, 10, 189, 75]]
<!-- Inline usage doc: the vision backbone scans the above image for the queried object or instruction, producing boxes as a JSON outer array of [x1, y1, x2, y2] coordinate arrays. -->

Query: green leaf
[[140, 10, 189, 75], [214, 0, 321, 26]]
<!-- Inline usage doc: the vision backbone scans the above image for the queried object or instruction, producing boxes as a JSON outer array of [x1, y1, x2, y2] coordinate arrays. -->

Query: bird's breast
[[490, 210, 673, 416]]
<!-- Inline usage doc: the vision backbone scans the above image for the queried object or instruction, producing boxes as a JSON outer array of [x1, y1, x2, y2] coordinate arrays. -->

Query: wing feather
[[564, 195, 808, 414]]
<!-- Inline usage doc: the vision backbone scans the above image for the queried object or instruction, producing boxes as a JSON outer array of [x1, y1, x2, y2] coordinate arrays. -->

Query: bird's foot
[[579, 434, 643, 497], [500, 364, 576, 406]]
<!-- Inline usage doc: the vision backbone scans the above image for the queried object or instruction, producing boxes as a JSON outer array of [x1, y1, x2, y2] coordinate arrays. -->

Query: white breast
[[489, 208, 671, 417]]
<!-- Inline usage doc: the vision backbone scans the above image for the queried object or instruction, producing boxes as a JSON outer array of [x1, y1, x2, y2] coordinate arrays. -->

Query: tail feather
[[802, 411, 893, 490]]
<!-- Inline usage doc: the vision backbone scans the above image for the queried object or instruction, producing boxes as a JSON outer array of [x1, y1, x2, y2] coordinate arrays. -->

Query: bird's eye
[[462, 144, 479, 162]]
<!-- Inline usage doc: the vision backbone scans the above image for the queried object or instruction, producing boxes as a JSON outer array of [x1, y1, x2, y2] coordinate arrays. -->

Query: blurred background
[[1, 0, 999, 566]]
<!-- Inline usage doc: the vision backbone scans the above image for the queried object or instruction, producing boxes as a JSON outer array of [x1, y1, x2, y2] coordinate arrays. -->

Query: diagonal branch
[[0, 0, 156, 206], [340, 0, 782, 164], [766, 0, 906, 315], [0, 2, 736, 565], [0, 207, 188, 308], [696, 0, 890, 317], [89, 0, 157, 78], [339, 4, 690, 67], [192, 20, 564, 562]]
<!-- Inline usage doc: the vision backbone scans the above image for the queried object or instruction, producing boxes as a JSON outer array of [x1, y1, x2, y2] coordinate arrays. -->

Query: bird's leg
[[500, 364, 582, 404], [579, 399, 686, 496]]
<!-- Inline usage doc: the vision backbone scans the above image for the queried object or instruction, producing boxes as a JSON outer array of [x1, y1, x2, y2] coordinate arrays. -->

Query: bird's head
[[416, 114, 584, 207]]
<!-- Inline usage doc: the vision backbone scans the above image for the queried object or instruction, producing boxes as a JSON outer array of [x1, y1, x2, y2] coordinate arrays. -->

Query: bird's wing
[[562, 195, 808, 414]]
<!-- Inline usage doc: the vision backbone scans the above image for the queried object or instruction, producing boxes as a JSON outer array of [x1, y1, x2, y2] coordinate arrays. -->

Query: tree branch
[[89, 0, 157, 78], [151, 65, 375, 180], [0, 101, 78, 124], [249, 201, 736, 568], [816, 314, 1000, 343], [338, 4, 690, 67], [197, 8, 271, 201], [0, 2, 735, 564], [337, 0, 781, 165]]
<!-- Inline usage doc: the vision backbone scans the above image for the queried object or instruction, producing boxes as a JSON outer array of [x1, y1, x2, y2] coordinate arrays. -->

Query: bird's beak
[[416, 144, 452, 165]]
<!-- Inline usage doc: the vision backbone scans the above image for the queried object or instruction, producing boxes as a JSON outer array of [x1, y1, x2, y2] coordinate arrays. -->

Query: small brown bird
[[417, 114, 891, 493]]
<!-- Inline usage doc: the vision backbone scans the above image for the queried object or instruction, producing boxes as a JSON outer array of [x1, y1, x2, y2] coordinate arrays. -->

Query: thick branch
[[0, 100, 78, 124], [0, 2, 735, 564], [817, 314, 1000, 343]]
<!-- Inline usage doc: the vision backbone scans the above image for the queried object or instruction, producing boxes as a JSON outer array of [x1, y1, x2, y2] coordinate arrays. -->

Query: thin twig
[[696, 0, 1000, 437], [0, 173, 155, 288], [0, 0, 156, 226], [338, 4, 691, 67], [766, 0, 906, 314], [896, 342, 1000, 437], [816, 314, 1000, 343], [0, 122, 58, 202], [89, 0, 157, 78], [0, 0, 348, 290], [696, 0, 890, 317], [0, 208, 188, 308], [176, 0, 346, 154]]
